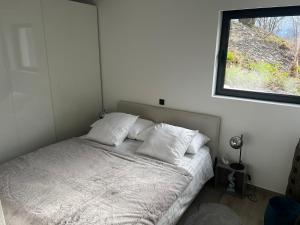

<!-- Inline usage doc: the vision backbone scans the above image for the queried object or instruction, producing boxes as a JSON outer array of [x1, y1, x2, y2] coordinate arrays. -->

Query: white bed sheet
[[82, 138, 214, 225], [158, 145, 213, 225]]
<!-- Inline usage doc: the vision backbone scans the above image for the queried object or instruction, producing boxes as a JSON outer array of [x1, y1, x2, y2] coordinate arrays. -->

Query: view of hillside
[[225, 17, 300, 96]]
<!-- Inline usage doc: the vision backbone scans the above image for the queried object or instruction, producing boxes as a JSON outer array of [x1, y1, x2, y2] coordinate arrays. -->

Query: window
[[215, 6, 300, 105]]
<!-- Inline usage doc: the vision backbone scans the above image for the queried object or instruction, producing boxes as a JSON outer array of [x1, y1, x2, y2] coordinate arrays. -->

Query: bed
[[0, 101, 221, 225]]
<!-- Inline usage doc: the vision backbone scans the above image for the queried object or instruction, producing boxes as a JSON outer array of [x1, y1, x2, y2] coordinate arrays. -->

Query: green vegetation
[[264, 72, 289, 91], [225, 66, 265, 91], [284, 78, 300, 95], [225, 19, 300, 96], [227, 51, 234, 62], [225, 57, 300, 95], [265, 35, 291, 50], [227, 50, 242, 64]]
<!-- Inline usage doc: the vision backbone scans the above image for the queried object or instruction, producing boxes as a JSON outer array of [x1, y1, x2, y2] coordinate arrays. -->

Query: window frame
[[215, 5, 300, 105]]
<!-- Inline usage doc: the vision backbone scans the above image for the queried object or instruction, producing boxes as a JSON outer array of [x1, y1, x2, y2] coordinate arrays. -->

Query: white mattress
[[83, 138, 214, 225]]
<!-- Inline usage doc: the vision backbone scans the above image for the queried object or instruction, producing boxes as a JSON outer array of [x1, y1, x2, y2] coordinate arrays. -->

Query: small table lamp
[[0, 200, 6, 225], [229, 134, 245, 170]]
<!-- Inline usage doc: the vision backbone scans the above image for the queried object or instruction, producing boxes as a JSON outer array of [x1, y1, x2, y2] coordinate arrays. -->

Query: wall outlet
[[159, 99, 165, 105]]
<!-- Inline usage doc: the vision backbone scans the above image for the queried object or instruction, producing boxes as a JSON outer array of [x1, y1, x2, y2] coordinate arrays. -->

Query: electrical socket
[[159, 99, 165, 105]]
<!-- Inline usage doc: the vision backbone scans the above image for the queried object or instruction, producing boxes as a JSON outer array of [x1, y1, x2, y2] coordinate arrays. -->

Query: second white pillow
[[136, 123, 196, 165], [186, 132, 210, 154], [127, 118, 154, 140]]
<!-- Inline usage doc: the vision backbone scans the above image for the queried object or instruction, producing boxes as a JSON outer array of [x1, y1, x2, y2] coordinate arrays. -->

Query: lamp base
[[230, 163, 245, 170]]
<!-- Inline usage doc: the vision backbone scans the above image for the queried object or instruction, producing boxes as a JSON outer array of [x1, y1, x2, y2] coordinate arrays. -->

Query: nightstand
[[215, 159, 248, 198]]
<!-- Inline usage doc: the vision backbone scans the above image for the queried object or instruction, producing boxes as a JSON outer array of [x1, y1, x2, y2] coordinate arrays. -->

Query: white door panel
[[0, 23, 19, 163], [0, 0, 56, 158], [42, 0, 101, 140]]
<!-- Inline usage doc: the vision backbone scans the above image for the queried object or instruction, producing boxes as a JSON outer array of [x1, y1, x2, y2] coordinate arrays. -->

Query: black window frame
[[215, 5, 300, 105]]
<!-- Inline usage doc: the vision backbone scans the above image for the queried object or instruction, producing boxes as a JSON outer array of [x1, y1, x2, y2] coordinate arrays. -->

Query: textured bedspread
[[0, 138, 192, 225]]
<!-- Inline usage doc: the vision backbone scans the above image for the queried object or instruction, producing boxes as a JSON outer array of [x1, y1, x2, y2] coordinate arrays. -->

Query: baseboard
[[247, 184, 283, 196]]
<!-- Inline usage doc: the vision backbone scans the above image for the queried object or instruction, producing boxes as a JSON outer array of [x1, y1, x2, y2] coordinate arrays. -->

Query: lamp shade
[[229, 134, 245, 170], [230, 135, 243, 149]]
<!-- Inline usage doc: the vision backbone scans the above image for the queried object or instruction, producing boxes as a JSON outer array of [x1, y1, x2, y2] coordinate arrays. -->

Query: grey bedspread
[[0, 138, 192, 225]]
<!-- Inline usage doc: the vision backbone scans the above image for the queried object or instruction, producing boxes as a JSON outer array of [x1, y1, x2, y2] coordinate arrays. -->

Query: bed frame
[[117, 101, 221, 159]]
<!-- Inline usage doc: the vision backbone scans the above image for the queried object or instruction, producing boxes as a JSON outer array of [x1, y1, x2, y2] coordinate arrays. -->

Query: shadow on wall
[[69, 0, 96, 5]]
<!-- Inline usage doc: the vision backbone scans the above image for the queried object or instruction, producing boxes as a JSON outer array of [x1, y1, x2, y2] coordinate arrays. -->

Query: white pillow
[[135, 125, 155, 141], [86, 112, 138, 146], [186, 132, 210, 154], [90, 119, 100, 127], [136, 123, 196, 165], [128, 118, 154, 140]]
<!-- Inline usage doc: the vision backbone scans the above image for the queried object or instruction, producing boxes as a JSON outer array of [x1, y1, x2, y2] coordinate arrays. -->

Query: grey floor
[[177, 183, 277, 225]]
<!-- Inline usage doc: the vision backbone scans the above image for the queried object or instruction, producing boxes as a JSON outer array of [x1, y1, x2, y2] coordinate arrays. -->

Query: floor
[[177, 183, 277, 225]]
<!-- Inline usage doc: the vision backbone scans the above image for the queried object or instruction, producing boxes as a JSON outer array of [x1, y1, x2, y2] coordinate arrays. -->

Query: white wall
[[98, 0, 300, 193]]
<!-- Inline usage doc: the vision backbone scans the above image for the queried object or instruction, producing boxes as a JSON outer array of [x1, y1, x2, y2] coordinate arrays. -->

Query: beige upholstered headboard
[[117, 101, 221, 159]]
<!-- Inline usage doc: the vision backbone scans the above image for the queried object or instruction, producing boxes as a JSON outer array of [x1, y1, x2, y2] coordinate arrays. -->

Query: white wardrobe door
[[42, 0, 102, 140], [0, 0, 56, 161], [0, 23, 19, 163]]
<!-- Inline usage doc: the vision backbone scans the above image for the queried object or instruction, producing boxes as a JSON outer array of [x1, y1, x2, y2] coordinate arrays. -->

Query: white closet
[[42, 0, 101, 140], [0, 0, 102, 162]]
